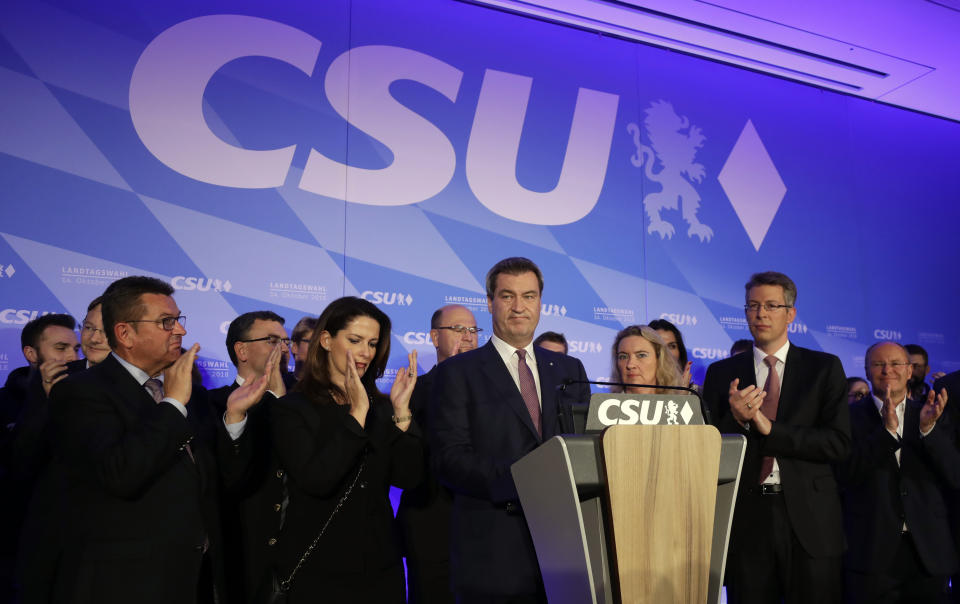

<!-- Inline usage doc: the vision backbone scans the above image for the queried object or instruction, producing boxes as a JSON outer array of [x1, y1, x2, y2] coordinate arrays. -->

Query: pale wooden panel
[[602, 425, 721, 604]]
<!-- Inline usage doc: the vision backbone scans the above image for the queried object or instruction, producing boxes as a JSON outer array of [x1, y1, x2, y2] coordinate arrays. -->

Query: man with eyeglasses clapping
[[49, 276, 270, 604], [837, 342, 959, 603], [398, 304, 480, 604], [209, 311, 290, 604], [702, 271, 850, 604]]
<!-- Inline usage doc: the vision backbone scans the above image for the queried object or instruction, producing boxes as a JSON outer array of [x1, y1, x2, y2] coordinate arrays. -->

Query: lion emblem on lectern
[[627, 101, 712, 242]]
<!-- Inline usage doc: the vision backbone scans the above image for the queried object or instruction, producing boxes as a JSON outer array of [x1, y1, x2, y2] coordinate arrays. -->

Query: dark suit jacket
[[397, 367, 453, 563], [270, 390, 423, 602], [702, 344, 850, 558], [50, 354, 251, 604], [932, 371, 960, 572], [12, 359, 86, 603], [209, 381, 283, 604], [837, 397, 960, 576], [429, 341, 590, 596]]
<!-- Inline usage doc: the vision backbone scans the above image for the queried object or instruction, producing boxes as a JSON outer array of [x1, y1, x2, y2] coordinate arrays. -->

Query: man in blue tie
[[429, 257, 590, 604]]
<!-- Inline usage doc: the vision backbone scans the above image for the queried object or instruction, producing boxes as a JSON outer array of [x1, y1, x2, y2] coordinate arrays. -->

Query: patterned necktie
[[144, 378, 164, 403], [759, 355, 780, 482], [144, 378, 195, 463], [516, 349, 542, 438]]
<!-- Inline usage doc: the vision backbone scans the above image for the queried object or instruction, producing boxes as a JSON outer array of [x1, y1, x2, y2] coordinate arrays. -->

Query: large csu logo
[[0, 309, 53, 325], [129, 15, 619, 226], [362, 291, 413, 306]]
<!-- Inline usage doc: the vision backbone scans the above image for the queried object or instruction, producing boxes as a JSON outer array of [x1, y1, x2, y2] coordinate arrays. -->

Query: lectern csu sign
[[585, 393, 705, 431]]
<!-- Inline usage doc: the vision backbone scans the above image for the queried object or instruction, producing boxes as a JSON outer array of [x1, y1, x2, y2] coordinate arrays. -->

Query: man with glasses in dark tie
[[429, 258, 590, 604], [398, 304, 480, 604], [702, 271, 850, 604], [49, 276, 270, 604], [838, 342, 959, 603], [209, 311, 289, 604]]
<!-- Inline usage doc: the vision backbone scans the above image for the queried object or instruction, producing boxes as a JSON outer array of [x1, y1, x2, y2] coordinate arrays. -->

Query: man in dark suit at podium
[[430, 257, 589, 604], [702, 271, 850, 604]]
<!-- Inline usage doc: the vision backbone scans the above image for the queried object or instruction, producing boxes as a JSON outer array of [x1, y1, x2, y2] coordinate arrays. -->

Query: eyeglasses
[[82, 323, 106, 337], [126, 315, 187, 331], [744, 303, 793, 313], [848, 391, 868, 401], [435, 325, 483, 334], [240, 335, 292, 346], [868, 361, 910, 370]]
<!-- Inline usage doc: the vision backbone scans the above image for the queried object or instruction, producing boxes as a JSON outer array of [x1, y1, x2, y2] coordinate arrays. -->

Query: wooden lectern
[[511, 420, 745, 604]]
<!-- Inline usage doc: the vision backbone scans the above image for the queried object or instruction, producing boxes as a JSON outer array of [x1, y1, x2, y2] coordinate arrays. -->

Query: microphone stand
[[559, 378, 712, 425]]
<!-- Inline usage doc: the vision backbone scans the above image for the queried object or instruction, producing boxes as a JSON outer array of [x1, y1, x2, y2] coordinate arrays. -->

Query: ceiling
[[466, 0, 960, 122]]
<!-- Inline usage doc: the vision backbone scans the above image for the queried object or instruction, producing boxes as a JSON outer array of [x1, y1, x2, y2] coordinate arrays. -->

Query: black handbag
[[254, 458, 366, 604]]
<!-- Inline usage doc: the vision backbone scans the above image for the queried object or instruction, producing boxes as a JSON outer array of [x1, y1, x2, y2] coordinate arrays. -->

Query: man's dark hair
[[647, 318, 689, 367], [291, 316, 318, 343], [101, 276, 174, 349], [533, 331, 568, 354], [904, 344, 928, 366], [744, 271, 797, 307], [226, 311, 286, 367], [730, 339, 753, 356], [21, 314, 77, 351], [485, 257, 544, 299], [86, 295, 104, 312]]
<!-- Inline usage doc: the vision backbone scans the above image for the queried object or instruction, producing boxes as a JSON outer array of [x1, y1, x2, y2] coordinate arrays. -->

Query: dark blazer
[[932, 371, 960, 578], [50, 354, 250, 604], [209, 382, 283, 604], [837, 397, 960, 576], [12, 360, 87, 604], [429, 340, 590, 596], [398, 367, 450, 559], [701, 344, 851, 558], [397, 367, 455, 603], [270, 390, 423, 603]]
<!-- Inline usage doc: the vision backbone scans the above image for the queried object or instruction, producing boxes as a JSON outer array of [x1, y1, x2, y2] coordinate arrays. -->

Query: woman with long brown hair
[[270, 296, 420, 603]]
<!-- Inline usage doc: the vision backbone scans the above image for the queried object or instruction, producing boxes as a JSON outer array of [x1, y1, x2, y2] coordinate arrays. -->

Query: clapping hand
[[164, 343, 199, 405], [344, 350, 370, 427], [225, 342, 280, 424], [919, 387, 948, 434], [390, 351, 418, 431]]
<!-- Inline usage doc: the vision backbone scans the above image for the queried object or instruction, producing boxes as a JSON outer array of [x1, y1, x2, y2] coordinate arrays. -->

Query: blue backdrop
[[2, 0, 959, 389]]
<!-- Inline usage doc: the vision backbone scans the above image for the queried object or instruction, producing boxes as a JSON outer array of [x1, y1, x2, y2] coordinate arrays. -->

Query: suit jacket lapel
[[777, 344, 802, 418], [737, 350, 757, 389], [102, 355, 157, 414], [478, 341, 540, 441]]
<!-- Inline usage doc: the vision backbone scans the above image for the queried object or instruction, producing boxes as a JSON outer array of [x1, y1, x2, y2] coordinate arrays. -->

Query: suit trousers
[[726, 491, 841, 604], [844, 532, 947, 604]]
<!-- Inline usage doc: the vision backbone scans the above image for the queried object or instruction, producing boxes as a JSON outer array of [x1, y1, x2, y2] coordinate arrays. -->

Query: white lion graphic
[[627, 101, 712, 242]]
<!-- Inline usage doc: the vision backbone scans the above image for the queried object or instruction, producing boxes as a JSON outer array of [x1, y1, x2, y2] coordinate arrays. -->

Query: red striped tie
[[516, 349, 541, 438]]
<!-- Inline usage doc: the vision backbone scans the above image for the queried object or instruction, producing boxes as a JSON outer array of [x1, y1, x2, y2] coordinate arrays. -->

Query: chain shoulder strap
[[278, 457, 366, 592]]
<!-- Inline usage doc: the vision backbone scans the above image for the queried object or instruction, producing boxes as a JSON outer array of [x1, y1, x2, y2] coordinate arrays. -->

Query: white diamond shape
[[718, 119, 787, 251], [5, 264, 14, 278], [223, 280, 232, 292], [680, 402, 694, 424]]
